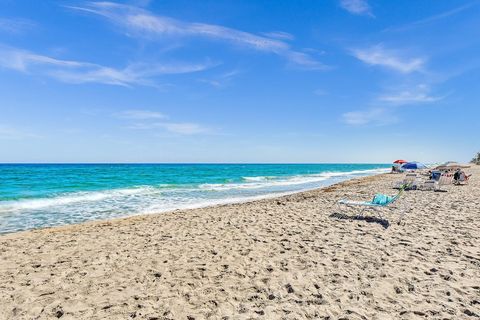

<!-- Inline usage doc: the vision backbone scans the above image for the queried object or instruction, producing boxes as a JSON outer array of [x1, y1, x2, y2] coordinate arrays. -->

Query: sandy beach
[[0, 166, 479, 320]]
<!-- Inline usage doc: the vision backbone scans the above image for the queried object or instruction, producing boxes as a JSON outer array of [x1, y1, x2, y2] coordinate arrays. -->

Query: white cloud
[[0, 18, 34, 33], [351, 45, 425, 73], [117, 110, 210, 135], [340, 0, 373, 17], [285, 51, 327, 70], [159, 122, 209, 135], [342, 108, 397, 126], [199, 69, 242, 88], [378, 85, 443, 105], [0, 47, 85, 72], [128, 121, 210, 135], [385, 2, 477, 32], [0, 46, 214, 86], [115, 110, 167, 120], [68, 2, 327, 70], [343, 85, 443, 126], [261, 31, 294, 41]]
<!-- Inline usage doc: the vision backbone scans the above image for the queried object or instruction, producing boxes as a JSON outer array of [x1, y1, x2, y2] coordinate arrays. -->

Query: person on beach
[[453, 169, 471, 185], [391, 165, 401, 173], [453, 169, 461, 181]]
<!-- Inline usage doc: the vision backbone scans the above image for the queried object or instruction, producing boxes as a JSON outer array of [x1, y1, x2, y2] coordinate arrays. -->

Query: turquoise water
[[0, 164, 389, 234]]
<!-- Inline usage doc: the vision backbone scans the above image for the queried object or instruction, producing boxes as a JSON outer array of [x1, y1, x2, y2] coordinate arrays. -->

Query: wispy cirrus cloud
[[351, 45, 425, 73], [0, 45, 214, 86], [339, 0, 373, 17], [378, 84, 444, 105], [114, 110, 167, 120], [261, 31, 295, 41], [342, 84, 443, 126], [199, 69, 242, 88], [67, 2, 327, 70], [342, 108, 397, 126], [117, 109, 211, 135], [158, 122, 209, 135], [285, 51, 328, 70], [385, 2, 478, 32], [128, 121, 210, 135], [0, 18, 35, 33]]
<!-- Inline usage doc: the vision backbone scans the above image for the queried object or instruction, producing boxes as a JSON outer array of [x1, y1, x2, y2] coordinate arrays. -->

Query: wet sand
[[1, 166, 479, 319]]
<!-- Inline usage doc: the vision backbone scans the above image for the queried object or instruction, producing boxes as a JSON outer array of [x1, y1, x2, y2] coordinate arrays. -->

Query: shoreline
[[0, 169, 388, 236], [1, 166, 478, 319]]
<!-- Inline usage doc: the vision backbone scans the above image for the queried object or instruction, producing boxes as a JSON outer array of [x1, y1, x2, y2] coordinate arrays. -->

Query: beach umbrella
[[401, 162, 427, 170], [443, 161, 457, 165], [393, 159, 407, 164], [437, 161, 459, 167], [435, 162, 470, 170]]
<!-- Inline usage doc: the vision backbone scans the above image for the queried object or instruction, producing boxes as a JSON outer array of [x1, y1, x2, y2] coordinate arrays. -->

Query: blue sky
[[0, 0, 479, 163]]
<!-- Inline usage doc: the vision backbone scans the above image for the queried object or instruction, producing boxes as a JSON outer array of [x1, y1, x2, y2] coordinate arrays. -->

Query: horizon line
[[0, 162, 392, 165]]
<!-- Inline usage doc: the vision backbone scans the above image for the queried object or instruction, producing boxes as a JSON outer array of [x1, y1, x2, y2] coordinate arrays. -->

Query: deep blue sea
[[0, 163, 389, 234]]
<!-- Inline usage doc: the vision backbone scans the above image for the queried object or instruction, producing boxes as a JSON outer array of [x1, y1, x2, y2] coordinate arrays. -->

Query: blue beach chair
[[337, 186, 406, 222]]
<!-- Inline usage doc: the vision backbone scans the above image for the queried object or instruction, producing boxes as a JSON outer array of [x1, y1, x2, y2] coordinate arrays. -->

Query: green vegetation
[[471, 152, 480, 165]]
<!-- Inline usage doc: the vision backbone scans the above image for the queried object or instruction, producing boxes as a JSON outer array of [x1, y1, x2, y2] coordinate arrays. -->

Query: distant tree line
[[472, 152, 480, 165]]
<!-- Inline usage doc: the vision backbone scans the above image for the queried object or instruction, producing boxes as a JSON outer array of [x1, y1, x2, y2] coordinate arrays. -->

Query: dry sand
[[1, 166, 479, 320]]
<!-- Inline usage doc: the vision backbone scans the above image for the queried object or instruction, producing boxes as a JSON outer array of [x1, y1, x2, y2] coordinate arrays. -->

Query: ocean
[[0, 163, 390, 234]]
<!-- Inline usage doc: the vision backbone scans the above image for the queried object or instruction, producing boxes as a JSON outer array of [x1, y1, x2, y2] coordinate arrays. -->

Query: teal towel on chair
[[372, 193, 394, 205]]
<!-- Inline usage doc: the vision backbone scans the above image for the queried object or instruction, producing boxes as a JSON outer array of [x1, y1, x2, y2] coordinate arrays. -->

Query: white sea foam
[[242, 176, 273, 182], [140, 191, 297, 215], [0, 187, 155, 212], [201, 168, 388, 191], [132, 168, 389, 215], [0, 167, 389, 233], [0, 168, 388, 214]]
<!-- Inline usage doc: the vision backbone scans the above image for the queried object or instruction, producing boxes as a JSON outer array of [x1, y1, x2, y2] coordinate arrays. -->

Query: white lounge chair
[[337, 187, 407, 222], [393, 173, 419, 189], [419, 180, 437, 191], [418, 173, 453, 191]]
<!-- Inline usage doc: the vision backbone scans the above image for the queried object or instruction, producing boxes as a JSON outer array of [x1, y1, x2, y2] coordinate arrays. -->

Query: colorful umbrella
[[401, 162, 427, 170], [393, 159, 407, 164]]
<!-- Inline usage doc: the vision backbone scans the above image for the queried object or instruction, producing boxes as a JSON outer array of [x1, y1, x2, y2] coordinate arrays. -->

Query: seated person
[[453, 169, 471, 184]]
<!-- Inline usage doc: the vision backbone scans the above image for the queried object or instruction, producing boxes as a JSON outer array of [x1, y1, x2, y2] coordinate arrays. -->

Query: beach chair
[[418, 173, 453, 191], [419, 180, 437, 191], [337, 187, 407, 222], [393, 173, 418, 190], [436, 173, 454, 190]]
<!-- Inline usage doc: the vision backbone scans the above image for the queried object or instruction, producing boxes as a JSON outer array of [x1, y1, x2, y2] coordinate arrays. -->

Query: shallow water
[[0, 163, 389, 233]]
